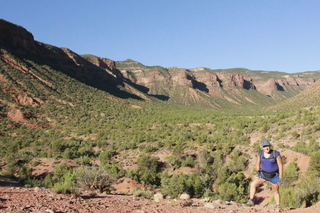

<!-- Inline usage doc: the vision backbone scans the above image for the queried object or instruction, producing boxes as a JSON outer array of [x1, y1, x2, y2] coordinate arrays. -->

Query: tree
[[284, 162, 299, 186], [137, 154, 160, 185], [164, 155, 181, 171], [308, 152, 320, 175], [161, 173, 185, 198]]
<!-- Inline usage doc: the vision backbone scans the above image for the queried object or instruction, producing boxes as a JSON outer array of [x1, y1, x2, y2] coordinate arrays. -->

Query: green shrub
[[181, 155, 195, 168], [44, 174, 54, 188], [137, 154, 161, 185], [309, 152, 320, 174], [53, 163, 72, 181], [99, 150, 116, 164], [294, 171, 320, 207], [279, 187, 300, 208], [184, 173, 205, 198], [284, 162, 299, 186], [53, 171, 78, 194], [143, 144, 157, 153], [217, 182, 238, 201], [216, 172, 248, 203], [73, 166, 115, 193], [133, 188, 154, 198], [18, 164, 33, 184], [164, 155, 181, 171], [161, 173, 185, 198]]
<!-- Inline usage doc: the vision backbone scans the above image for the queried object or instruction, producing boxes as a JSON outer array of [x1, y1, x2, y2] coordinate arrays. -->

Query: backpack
[[258, 149, 277, 162], [258, 149, 278, 178]]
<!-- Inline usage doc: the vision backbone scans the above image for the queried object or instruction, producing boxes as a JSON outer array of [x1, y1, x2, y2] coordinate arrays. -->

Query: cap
[[261, 140, 271, 147]]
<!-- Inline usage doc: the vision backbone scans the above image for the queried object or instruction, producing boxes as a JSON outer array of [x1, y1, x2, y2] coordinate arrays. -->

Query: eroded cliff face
[[118, 63, 318, 105], [253, 76, 315, 98], [0, 19, 124, 93], [1, 18, 319, 108], [0, 19, 38, 52], [0, 19, 130, 125]]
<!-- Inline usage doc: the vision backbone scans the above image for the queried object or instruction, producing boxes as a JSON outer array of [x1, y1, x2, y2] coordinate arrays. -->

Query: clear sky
[[1, 0, 320, 73]]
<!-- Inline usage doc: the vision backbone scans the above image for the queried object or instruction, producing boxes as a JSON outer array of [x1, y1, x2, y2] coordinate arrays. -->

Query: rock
[[214, 199, 225, 205], [204, 203, 220, 209], [179, 193, 190, 200], [154, 193, 164, 202], [180, 200, 193, 207]]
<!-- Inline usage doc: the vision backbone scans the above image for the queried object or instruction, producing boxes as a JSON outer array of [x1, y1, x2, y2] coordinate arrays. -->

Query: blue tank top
[[259, 150, 280, 173]]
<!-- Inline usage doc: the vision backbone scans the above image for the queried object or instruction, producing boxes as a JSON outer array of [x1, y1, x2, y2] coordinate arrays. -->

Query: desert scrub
[[133, 188, 154, 199], [73, 165, 115, 193]]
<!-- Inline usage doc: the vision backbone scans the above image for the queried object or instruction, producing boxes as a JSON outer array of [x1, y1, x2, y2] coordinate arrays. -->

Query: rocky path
[[0, 186, 320, 213], [0, 177, 320, 213]]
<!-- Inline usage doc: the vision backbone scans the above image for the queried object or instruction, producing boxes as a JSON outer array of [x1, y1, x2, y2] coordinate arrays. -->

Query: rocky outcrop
[[0, 19, 38, 52], [133, 71, 168, 85], [255, 78, 279, 96], [0, 19, 127, 99], [118, 61, 320, 105], [216, 72, 255, 90], [275, 76, 315, 87], [81, 54, 122, 78], [170, 69, 194, 87]]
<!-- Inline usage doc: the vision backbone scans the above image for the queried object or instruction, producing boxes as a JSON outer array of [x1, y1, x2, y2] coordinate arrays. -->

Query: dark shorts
[[260, 172, 279, 184]]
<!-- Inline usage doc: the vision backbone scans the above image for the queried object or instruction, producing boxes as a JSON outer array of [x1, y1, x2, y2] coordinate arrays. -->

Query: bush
[[53, 163, 72, 181], [133, 188, 154, 198], [309, 152, 320, 175], [181, 155, 195, 168], [216, 172, 248, 203], [73, 166, 115, 193], [293, 171, 320, 207], [53, 171, 78, 194], [217, 182, 238, 201], [279, 187, 300, 208], [99, 150, 116, 164], [18, 164, 33, 184], [137, 154, 161, 185], [44, 174, 54, 188], [184, 173, 205, 198], [161, 173, 185, 198], [164, 155, 181, 171], [284, 162, 299, 187]]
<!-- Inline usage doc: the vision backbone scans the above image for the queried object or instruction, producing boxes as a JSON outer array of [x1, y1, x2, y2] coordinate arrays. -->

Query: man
[[246, 140, 283, 209]]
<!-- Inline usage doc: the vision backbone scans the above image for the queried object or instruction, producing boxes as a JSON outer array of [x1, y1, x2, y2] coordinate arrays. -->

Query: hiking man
[[246, 140, 283, 208]]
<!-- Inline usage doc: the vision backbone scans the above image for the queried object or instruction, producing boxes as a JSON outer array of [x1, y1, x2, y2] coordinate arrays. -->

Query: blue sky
[[1, 0, 320, 73]]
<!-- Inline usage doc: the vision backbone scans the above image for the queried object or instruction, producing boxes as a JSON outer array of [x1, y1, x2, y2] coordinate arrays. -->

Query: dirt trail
[[0, 177, 320, 213]]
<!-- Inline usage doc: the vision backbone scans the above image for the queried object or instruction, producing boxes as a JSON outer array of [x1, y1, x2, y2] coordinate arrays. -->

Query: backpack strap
[[259, 150, 277, 165]]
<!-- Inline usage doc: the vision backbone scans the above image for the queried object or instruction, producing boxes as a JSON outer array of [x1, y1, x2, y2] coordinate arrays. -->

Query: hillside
[[1, 18, 320, 111], [117, 60, 320, 108], [1, 18, 320, 212], [268, 78, 320, 111]]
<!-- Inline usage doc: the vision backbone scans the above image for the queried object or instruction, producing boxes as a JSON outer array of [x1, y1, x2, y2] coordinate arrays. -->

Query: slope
[[268, 78, 320, 111]]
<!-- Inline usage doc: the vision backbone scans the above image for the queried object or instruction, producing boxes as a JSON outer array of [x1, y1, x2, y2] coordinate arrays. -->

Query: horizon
[[1, 0, 320, 74]]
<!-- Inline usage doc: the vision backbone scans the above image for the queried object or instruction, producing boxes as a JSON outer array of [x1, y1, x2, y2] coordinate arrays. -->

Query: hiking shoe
[[245, 200, 254, 207], [276, 205, 283, 212]]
